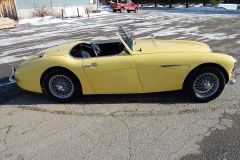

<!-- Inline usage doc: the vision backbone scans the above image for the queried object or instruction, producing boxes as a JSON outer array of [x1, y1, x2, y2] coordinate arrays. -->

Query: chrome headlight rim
[[232, 57, 237, 77]]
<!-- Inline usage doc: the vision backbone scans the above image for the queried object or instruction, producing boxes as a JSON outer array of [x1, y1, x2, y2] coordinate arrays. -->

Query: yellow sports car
[[10, 26, 236, 103]]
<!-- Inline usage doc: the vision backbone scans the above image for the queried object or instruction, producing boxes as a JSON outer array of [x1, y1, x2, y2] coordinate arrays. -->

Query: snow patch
[[91, 36, 117, 41], [154, 26, 200, 37], [19, 11, 111, 26], [218, 4, 238, 10], [197, 33, 238, 41], [0, 31, 71, 46], [0, 55, 32, 64], [1, 39, 74, 57]]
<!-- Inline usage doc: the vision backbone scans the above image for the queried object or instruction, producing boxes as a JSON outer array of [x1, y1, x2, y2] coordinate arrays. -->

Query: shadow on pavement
[[1, 85, 194, 105]]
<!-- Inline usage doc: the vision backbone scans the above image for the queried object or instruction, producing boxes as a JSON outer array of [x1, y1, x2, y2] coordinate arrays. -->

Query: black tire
[[134, 8, 138, 13], [43, 69, 81, 103], [113, 9, 117, 12], [127, 10, 130, 13], [185, 66, 225, 103], [120, 7, 124, 13]]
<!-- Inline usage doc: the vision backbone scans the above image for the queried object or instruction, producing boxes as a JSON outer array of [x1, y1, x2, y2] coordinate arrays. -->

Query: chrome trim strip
[[160, 65, 183, 68]]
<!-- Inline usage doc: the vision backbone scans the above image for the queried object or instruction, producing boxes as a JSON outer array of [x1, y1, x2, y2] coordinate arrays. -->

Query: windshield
[[111, 0, 120, 3], [117, 26, 133, 52]]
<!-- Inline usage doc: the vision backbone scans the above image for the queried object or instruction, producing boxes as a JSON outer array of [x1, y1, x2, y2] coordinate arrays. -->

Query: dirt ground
[[0, 9, 240, 159]]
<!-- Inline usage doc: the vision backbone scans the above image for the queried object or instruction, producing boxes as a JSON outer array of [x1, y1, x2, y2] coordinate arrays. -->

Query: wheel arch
[[40, 66, 82, 91], [183, 63, 229, 89]]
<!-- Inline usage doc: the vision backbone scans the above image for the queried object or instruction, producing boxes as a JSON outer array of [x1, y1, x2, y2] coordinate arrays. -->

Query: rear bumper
[[9, 67, 16, 83], [9, 76, 16, 83]]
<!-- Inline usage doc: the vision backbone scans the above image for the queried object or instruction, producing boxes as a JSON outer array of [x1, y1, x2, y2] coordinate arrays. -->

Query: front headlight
[[232, 57, 237, 76]]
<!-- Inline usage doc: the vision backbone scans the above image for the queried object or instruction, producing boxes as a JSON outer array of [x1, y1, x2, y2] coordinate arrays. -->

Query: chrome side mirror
[[150, 34, 155, 40]]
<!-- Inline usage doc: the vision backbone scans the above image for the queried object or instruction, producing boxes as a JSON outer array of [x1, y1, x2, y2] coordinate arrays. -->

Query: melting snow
[[1, 5, 240, 64]]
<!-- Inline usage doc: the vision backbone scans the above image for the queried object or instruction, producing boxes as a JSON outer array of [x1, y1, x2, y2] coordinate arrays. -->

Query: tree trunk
[[203, 0, 206, 6], [169, 0, 172, 8]]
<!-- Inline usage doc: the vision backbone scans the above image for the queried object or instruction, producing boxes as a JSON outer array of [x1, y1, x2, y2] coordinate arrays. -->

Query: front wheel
[[134, 8, 138, 13], [127, 10, 130, 13], [185, 67, 225, 103], [43, 69, 81, 103], [120, 7, 124, 13], [113, 9, 116, 12]]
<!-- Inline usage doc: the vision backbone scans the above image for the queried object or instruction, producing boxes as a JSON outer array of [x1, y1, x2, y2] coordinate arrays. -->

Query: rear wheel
[[113, 9, 117, 12], [43, 69, 81, 103], [120, 7, 124, 13], [134, 8, 138, 13], [127, 10, 130, 13], [185, 67, 225, 103]]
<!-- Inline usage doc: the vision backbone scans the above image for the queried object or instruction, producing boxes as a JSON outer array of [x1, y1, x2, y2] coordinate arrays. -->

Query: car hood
[[133, 39, 212, 54]]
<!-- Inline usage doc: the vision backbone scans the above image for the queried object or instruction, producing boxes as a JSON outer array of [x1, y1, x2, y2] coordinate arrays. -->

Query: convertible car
[[10, 26, 236, 103]]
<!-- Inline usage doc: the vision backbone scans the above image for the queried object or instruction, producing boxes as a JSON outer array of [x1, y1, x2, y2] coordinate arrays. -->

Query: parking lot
[[0, 9, 240, 159]]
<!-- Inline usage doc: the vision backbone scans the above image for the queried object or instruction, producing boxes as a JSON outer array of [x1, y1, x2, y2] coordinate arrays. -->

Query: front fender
[[15, 56, 95, 94]]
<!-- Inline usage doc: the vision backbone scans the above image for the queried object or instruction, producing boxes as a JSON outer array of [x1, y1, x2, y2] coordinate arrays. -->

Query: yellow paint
[[132, 52, 234, 92], [82, 53, 143, 94], [15, 44, 95, 94]]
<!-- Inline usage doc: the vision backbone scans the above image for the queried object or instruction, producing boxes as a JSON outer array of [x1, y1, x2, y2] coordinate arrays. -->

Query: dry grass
[[32, 6, 51, 17]]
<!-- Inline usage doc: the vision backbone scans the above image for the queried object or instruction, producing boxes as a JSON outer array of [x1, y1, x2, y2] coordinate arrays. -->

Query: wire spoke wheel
[[193, 73, 219, 98], [49, 75, 74, 99]]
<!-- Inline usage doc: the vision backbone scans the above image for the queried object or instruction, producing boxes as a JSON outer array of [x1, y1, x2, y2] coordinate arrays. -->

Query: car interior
[[70, 41, 125, 58]]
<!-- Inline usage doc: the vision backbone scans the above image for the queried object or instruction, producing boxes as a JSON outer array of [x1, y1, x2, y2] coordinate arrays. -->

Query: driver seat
[[91, 43, 101, 56]]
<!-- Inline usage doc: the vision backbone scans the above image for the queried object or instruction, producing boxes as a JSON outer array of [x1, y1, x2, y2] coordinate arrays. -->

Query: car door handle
[[84, 63, 98, 68]]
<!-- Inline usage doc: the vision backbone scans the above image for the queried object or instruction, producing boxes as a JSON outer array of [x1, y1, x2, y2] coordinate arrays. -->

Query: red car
[[110, 0, 139, 13]]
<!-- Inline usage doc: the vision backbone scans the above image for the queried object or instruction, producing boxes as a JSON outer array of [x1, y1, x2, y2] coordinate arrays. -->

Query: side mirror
[[150, 35, 155, 40]]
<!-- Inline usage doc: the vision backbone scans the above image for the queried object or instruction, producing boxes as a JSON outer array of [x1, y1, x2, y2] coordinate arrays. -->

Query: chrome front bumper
[[9, 67, 16, 83], [229, 77, 236, 85]]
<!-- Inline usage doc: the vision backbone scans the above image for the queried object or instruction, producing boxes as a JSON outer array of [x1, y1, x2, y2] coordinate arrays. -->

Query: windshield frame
[[116, 26, 134, 55]]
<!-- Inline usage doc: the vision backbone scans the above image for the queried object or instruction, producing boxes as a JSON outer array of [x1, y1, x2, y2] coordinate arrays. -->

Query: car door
[[122, 1, 128, 10], [82, 54, 143, 94], [129, 2, 134, 10], [132, 53, 190, 93]]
